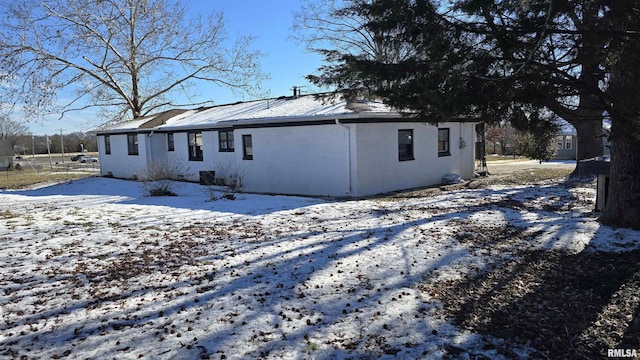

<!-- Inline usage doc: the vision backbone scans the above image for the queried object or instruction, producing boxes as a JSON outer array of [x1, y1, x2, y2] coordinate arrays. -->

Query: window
[[565, 136, 572, 149], [218, 130, 234, 152], [104, 135, 111, 155], [398, 129, 414, 161], [127, 133, 138, 155], [438, 128, 450, 157], [167, 132, 174, 151], [188, 131, 203, 161], [242, 134, 253, 160], [557, 136, 564, 149]]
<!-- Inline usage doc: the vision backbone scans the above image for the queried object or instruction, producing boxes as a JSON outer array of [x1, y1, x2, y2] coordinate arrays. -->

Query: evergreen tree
[[307, 0, 640, 228]]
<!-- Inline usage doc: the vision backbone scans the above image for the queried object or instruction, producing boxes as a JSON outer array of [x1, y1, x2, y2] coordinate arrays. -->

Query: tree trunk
[[546, 98, 604, 175], [598, 1, 640, 230], [567, 0, 605, 175], [572, 118, 604, 160], [599, 121, 640, 229], [568, 115, 604, 175]]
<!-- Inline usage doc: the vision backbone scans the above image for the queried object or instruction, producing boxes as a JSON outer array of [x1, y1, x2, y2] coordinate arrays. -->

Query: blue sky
[[28, 1, 326, 135]]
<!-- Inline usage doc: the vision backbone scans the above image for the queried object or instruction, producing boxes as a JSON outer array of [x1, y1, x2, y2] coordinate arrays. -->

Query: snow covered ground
[[1, 177, 638, 359]]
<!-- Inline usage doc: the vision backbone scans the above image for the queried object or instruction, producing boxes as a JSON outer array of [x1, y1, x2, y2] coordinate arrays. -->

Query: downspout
[[459, 122, 468, 177], [459, 123, 466, 150], [335, 119, 352, 195], [146, 131, 154, 169]]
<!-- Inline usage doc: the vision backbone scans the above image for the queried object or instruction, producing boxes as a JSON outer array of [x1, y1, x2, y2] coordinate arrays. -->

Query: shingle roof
[[138, 109, 189, 129]]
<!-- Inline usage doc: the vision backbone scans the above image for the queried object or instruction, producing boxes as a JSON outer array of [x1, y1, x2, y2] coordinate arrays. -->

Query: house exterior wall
[[147, 133, 167, 171], [159, 131, 219, 181], [233, 125, 352, 196], [351, 121, 477, 196], [98, 134, 149, 179], [97, 121, 478, 197]]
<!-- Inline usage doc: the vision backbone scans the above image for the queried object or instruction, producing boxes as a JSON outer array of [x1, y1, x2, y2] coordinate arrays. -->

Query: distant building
[[554, 119, 578, 160], [553, 119, 610, 160], [0, 140, 14, 170]]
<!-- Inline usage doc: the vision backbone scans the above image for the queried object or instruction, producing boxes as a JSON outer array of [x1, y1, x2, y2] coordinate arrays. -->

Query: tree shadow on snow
[[426, 243, 640, 358], [3, 178, 639, 359]]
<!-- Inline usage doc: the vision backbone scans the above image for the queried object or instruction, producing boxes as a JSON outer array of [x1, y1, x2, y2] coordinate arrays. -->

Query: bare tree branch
[[0, 114, 30, 147], [292, 0, 415, 64], [0, 0, 267, 122]]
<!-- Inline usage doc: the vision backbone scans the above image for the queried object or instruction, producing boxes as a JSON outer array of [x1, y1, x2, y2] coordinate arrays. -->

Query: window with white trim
[[565, 136, 572, 149]]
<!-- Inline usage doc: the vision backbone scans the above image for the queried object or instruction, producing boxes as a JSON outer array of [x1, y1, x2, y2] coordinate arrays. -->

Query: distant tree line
[[13, 133, 98, 156]]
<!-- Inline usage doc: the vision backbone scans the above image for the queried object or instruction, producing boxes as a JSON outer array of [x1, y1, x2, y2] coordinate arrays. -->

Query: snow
[[100, 95, 399, 133], [1, 177, 639, 359], [100, 115, 164, 132]]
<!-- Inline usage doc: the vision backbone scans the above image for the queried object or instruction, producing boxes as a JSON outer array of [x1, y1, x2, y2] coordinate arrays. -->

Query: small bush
[[204, 162, 248, 201], [222, 193, 236, 200], [141, 161, 186, 197], [216, 161, 248, 200], [147, 186, 177, 197], [225, 173, 245, 192]]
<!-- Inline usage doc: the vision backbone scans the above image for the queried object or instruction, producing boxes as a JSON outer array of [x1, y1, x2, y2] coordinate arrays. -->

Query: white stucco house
[[94, 94, 481, 197]]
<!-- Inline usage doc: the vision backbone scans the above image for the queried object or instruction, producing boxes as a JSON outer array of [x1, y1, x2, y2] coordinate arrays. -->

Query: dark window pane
[[188, 132, 203, 161], [243, 134, 253, 160], [167, 133, 174, 151], [438, 128, 450, 156], [219, 130, 234, 152], [127, 134, 138, 155], [398, 129, 414, 161]]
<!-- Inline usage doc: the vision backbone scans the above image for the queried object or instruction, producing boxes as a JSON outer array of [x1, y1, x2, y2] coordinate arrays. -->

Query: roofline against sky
[[92, 93, 482, 135]]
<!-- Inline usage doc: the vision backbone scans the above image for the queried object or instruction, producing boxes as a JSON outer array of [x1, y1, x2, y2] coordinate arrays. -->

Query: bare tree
[[485, 125, 508, 154], [0, 115, 30, 148], [0, 0, 266, 122], [292, 0, 414, 63]]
